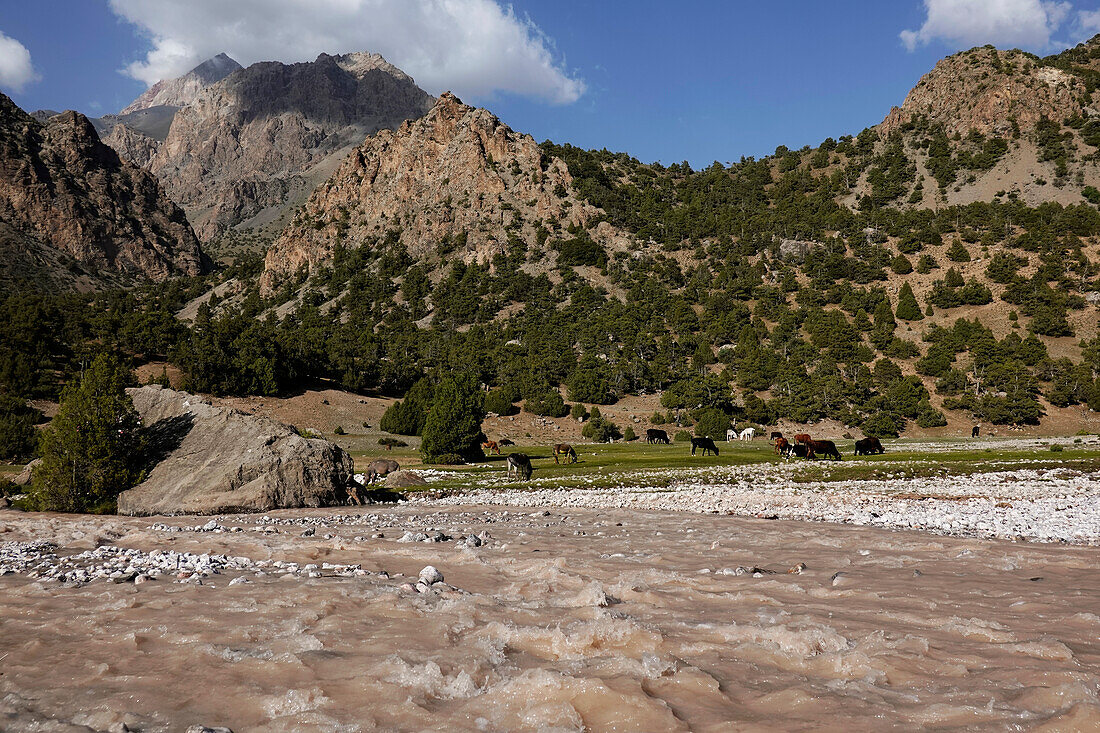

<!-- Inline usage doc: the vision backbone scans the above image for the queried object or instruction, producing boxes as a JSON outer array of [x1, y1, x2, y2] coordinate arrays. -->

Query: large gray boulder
[[117, 386, 353, 516]]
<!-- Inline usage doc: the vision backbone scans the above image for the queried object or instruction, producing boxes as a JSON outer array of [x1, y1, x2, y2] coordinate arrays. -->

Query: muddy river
[[1, 505, 1098, 731]]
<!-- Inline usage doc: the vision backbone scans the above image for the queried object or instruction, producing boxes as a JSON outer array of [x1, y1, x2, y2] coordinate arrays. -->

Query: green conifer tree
[[29, 354, 145, 513], [895, 283, 924, 321]]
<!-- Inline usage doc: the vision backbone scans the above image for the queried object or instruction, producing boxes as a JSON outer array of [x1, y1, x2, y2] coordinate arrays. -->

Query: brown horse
[[793, 433, 812, 446], [774, 437, 789, 456], [553, 443, 578, 464], [807, 439, 842, 460], [482, 440, 501, 455]]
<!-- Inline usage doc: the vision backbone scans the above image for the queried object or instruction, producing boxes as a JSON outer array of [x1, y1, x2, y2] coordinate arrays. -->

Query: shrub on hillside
[[524, 391, 568, 417], [380, 378, 434, 435], [484, 388, 519, 416], [420, 374, 486, 463]]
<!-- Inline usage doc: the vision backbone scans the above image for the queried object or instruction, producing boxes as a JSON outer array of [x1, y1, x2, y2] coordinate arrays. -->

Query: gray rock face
[[117, 386, 353, 516], [385, 469, 427, 488], [778, 239, 817, 263]]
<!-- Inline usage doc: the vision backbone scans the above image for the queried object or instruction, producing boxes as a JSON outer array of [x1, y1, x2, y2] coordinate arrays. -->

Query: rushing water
[[1, 505, 1098, 731]]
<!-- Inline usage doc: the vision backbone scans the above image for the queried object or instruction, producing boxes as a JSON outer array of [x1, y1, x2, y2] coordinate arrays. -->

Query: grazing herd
[[487, 428, 898, 481]]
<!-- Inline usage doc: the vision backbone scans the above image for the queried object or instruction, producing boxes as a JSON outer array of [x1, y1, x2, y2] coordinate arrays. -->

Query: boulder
[[117, 386, 353, 515], [11, 459, 39, 486], [778, 239, 817, 263], [384, 469, 427, 488]]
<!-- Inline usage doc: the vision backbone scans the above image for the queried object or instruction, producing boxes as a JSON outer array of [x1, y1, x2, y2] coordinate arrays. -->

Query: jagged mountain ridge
[[260, 92, 600, 292], [0, 93, 209, 290], [122, 53, 243, 114], [102, 52, 436, 242]]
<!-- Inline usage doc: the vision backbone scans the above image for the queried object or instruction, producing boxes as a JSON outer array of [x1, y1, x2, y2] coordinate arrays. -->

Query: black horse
[[690, 437, 719, 456], [506, 453, 533, 480], [646, 428, 670, 444]]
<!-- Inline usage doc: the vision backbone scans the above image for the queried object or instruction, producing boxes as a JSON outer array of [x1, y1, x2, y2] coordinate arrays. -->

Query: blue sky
[[2, 1, 1100, 166]]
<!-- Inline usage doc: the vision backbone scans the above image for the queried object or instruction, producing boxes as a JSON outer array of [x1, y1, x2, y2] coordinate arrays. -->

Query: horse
[[770, 431, 783, 442], [774, 437, 789, 456], [365, 458, 400, 484], [506, 453, 533, 480], [691, 437, 719, 456], [972, 425, 980, 438], [793, 433, 812, 446], [481, 440, 501, 455], [739, 427, 756, 441], [726, 428, 737, 442], [646, 428, 670, 444], [784, 443, 813, 460], [853, 437, 884, 455], [553, 443, 578, 464], [808, 439, 842, 461]]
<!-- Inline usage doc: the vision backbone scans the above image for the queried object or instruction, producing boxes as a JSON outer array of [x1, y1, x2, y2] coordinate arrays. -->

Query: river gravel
[[421, 463, 1100, 545]]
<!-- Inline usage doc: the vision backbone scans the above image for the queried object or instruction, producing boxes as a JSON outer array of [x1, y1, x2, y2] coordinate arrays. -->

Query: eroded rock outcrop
[[261, 92, 594, 291], [122, 53, 243, 114], [880, 46, 1088, 137], [117, 386, 353, 515], [0, 93, 208, 287]]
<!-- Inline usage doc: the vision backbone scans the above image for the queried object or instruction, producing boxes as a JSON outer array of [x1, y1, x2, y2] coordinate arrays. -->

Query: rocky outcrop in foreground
[[117, 386, 353, 515]]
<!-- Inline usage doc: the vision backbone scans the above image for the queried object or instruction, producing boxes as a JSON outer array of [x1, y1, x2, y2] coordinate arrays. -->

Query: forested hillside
[[9, 39, 1100, 456]]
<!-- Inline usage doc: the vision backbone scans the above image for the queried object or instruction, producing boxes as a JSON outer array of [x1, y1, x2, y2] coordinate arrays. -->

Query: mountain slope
[[0, 93, 209, 289], [103, 52, 436, 242], [261, 92, 596, 291]]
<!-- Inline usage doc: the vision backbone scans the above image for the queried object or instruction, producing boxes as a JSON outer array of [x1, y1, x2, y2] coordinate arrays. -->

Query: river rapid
[[1, 504, 1098, 731]]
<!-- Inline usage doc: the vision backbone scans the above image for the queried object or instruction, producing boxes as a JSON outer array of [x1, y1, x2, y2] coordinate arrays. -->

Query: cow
[[726, 428, 737, 442], [972, 425, 981, 438], [774, 437, 790, 456], [499, 438, 515, 446], [366, 458, 400, 484], [553, 443, 578, 464], [808, 439, 842, 461], [506, 453, 533, 480], [646, 428, 670, 444], [739, 427, 756, 441], [784, 443, 813, 460], [793, 433, 812, 445], [691, 437, 720, 456], [853, 437, 884, 455], [481, 440, 501, 455], [770, 431, 783, 442]]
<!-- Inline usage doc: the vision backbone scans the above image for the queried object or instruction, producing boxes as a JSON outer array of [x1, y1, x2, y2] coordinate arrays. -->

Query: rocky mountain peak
[[879, 45, 1089, 137], [121, 53, 242, 114], [0, 92, 208, 289], [260, 92, 595, 292]]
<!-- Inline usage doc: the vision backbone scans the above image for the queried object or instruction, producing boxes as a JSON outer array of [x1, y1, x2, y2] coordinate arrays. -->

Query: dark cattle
[[498, 439, 515, 446], [506, 453, 533, 480], [784, 444, 813, 459], [646, 428, 670, 444], [793, 433, 812, 445], [808, 439, 842, 460], [774, 437, 789, 456], [972, 425, 980, 438], [553, 444, 578, 464], [853, 437, 884, 455], [770, 431, 783, 442], [691, 437, 719, 456]]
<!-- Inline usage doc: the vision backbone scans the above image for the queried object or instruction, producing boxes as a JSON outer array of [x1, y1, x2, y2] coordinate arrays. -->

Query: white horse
[[739, 427, 756, 441], [726, 428, 736, 442]]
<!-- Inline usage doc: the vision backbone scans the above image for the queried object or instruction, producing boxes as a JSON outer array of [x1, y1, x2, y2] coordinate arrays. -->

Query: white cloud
[[0, 31, 39, 92], [1079, 8, 1100, 33], [108, 0, 585, 104], [901, 0, 1073, 51]]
